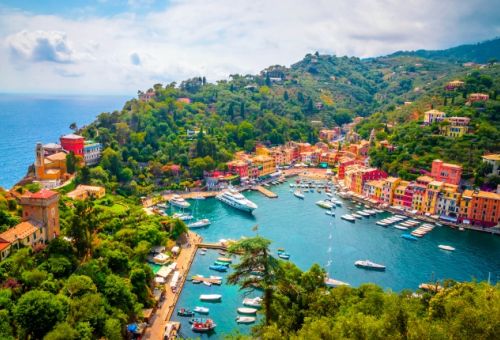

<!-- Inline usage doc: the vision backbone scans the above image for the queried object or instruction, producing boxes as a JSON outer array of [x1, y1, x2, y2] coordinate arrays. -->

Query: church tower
[[20, 190, 60, 241], [35, 142, 45, 180]]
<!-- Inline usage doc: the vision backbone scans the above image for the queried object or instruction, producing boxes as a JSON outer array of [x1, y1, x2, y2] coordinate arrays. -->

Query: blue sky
[[0, 0, 499, 95]]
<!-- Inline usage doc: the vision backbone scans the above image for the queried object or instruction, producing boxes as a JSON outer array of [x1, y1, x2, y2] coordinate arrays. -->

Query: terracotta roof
[[0, 221, 40, 243], [24, 189, 58, 200], [0, 240, 11, 251], [46, 152, 67, 162], [482, 154, 500, 161], [384, 177, 400, 183], [476, 191, 500, 200]]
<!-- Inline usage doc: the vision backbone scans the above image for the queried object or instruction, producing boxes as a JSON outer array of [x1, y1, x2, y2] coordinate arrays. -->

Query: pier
[[191, 275, 222, 284], [253, 185, 278, 198]]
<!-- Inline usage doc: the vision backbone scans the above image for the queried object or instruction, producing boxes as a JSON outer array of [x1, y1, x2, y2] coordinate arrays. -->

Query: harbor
[[158, 179, 500, 337]]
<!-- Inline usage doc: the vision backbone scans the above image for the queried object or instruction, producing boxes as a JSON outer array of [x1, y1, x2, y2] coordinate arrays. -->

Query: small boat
[[191, 319, 216, 332], [200, 294, 222, 302], [192, 280, 201, 284], [243, 297, 262, 308], [177, 308, 195, 317], [357, 211, 370, 217], [170, 195, 191, 209], [188, 219, 211, 229], [157, 202, 168, 209], [394, 225, 409, 230], [341, 214, 356, 222], [172, 212, 194, 221], [209, 265, 228, 272], [351, 213, 363, 219], [325, 278, 350, 287], [278, 253, 290, 260], [354, 260, 386, 271], [459, 227, 465, 231], [316, 200, 335, 209], [325, 211, 335, 216], [376, 221, 388, 226], [401, 234, 418, 241], [213, 260, 230, 266], [199, 251, 206, 256], [219, 251, 227, 256], [236, 316, 256, 324], [294, 190, 305, 199], [203, 281, 212, 287], [237, 307, 258, 314], [194, 306, 210, 314], [189, 317, 209, 324], [217, 257, 232, 263], [326, 193, 333, 198], [438, 245, 456, 251], [210, 275, 223, 280]]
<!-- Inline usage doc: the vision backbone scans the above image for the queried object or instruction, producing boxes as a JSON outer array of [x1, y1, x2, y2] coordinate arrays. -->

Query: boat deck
[[253, 185, 278, 198]]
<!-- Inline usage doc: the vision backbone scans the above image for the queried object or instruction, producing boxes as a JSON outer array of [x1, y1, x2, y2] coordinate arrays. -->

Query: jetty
[[254, 185, 278, 198], [192, 275, 222, 285]]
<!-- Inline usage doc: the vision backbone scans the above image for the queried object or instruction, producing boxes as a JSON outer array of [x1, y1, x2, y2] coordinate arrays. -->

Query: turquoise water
[[172, 181, 500, 337], [0, 93, 129, 188]]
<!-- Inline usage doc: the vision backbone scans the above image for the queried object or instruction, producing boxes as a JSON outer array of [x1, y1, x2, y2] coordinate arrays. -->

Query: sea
[[171, 182, 500, 338], [0, 93, 130, 189]]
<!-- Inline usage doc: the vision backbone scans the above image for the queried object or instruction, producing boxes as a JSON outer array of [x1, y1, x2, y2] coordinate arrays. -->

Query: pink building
[[227, 160, 249, 179], [431, 159, 462, 185]]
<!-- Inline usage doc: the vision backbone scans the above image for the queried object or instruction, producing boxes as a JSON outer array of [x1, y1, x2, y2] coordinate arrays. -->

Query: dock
[[254, 185, 278, 198]]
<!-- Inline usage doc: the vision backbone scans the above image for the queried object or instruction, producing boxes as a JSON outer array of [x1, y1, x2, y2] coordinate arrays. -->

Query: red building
[[431, 159, 462, 185], [60, 134, 85, 156], [227, 160, 249, 179], [338, 158, 361, 179]]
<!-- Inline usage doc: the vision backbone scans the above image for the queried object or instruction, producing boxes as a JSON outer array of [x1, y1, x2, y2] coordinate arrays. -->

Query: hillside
[[389, 37, 500, 63]]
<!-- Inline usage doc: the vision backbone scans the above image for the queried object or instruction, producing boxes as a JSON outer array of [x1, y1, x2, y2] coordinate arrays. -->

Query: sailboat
[[188, 198, 211, 229]]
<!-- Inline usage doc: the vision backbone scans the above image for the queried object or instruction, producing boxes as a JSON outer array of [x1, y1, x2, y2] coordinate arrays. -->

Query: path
[[143, 231, 202, 339]]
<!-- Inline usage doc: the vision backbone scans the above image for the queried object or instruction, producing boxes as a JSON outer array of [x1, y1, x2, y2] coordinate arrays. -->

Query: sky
[[0, 0, 499, 95]]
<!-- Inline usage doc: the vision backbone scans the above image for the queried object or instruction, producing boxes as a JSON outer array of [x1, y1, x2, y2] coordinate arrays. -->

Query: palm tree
[[227, 236, 282, 325]]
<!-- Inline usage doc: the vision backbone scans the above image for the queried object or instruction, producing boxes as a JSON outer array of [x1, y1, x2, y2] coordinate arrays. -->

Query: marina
[[166, 180, 499, 337]]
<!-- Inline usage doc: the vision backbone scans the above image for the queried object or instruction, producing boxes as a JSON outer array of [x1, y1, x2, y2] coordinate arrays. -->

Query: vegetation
[[228, 236, 500, 340]]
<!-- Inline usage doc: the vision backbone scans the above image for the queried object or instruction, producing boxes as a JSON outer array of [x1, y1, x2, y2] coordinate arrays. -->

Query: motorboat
[[438, 245, 456, 251], [169, 195, 191, 209], [237, 307, 258, 315], [216, 188, 258, 213], [203, 281, 212, 287], [341, 214, 356, 222], [325, 278, 350, 287], [213, 260, 230, 266], [376, 221, 388, 226], [354, 260, 386, 271], [200, 294, 222, 302], [188, 219, 211, 229], [191, 319, 216, 332], [357, 211, 370, 217], [194, 306, 210, 314], [236, 316, 256, 324], [394, 225, 409, 230], [157, 202, 168, 209], [189, 317, 209, 324], [351, 213, 363, 219], [316, 200, 335, 209], [277, 248, 290, 260], [172, 212, 194, 221], [326, 193, 333, 198], [209, 265, 228, 272], [294, 190, 305, 199], [217, 257, 232, 263], [243, 297, 262, 308], [401, 234, 418, 241], [325, 211, 335, 216], [177, 308, 195, 317]]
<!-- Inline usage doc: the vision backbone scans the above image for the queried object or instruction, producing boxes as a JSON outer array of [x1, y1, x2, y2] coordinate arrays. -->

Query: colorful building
[[60, 134, 85, 156], [431, 159, 462, 185], [482, 154, 500, 176], [393, 180, 410, 207], [319, 128, 341, 141], [34, 142, 68, 184], [436, 184, 461, 221], [251, 155, 276, 177], [422, 181, 444, 214], [227, 160, 249, 179], [423, 109, 446, 124], [468, 93, 489, 103], [459, 190, 500, 227], [363, 180, 384, 202], [445, 80, 464, 91], [440, 117, 470, 138], [381, 177, 400, 205], [83, 141, 102, 166], [67, 185, 106, 200]]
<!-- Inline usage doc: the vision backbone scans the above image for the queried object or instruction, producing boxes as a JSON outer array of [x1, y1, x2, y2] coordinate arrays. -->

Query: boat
[[210, 275, 223, 280], [325, 278, 350, 287], [357, 211, 370, 217], [316, 200, 335, 209], [351, 213, 363, 219], [169, 195, 191, 209], [157, 202, 168, 209], [237, 307, 258, 314], [172, 212, 194, 221], [376, 221, 388, 226], [341, 214, 356, 222], [294, 190, 305, 199], [326, 193, 333, 198], [438, 245, 456, 251], [189, 317, 209, 324], [354, 260, 386, 271], [188, 218, 211, 229], [200, 294, 222, 301], [209, 265, 228, 272], [401, 234, 418, 241], [191, 319, 217, 332], [325, 211, 335, 216], [203, 281, 212, 287], [216, 188, 258, 213], [177, 308, 195, 317], [278, 252, 290, 260], [192, 279, 201, 284], [236, 316, 256, 324], [213, 260, 230, 266], [217, 257, 232, 263], [394, 224, 408, 230], [243, 297, 262, 307], [194, 306, 210, 314]]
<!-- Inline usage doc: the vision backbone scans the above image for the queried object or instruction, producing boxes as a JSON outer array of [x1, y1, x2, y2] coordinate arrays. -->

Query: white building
[[83, 141, 102, 166]]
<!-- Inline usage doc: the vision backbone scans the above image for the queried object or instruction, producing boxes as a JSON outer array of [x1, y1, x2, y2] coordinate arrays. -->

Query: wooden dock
[[254, 185, 278, 198], [191, 275, 222, 284]]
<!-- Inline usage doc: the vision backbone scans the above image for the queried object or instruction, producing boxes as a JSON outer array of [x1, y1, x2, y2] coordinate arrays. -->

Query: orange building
[[459, 190, 500, 227], [34, 142, 69, 184]]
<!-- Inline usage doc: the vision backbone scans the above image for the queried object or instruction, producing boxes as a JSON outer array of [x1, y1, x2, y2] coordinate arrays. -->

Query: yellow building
[[381, 177, 400, 205], [255, 145, 270, 156], [363, 180, 384, 202], [67, 185, 106, 200], [436, 184, 461, 218], [423, 109, 446, 124], [393, 180, 410, 207], [411, 183, 427, 212], [251, 155, 275, 177], [423, 181, 444, 214], [34, 142, 68, 182]]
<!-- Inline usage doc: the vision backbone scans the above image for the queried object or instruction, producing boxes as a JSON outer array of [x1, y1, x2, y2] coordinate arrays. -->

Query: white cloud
[[0, 0, 498, 94]]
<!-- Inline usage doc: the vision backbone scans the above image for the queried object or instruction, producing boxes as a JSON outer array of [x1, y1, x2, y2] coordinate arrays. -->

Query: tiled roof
[[46, 152, 67, 162], [61, 133, 84, 140], [0, 240, 11, 251], [482, 154, 500, 161], [0, 221, 40, 243], [24, 189, 58, 200]]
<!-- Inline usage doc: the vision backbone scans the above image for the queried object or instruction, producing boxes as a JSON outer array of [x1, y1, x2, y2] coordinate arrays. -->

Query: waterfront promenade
[[143, 231, 202, 340]]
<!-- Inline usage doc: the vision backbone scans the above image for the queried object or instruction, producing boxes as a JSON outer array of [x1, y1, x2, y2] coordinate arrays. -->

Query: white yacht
[[169, 195, 191, 209], [216, 188, 258, 213], [188, 219, 211, 229]]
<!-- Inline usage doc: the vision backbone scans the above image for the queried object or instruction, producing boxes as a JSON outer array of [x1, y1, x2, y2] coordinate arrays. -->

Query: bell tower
[[20, 190, 60, 241], [35, 142, 45, 180]]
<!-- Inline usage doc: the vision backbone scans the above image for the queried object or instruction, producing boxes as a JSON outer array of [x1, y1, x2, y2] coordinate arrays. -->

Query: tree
[[103, 318, 122, 340], [66, 200, 100, 259], [227, 236, 282, 325], [44, 322, 79, 340], [13, 290, 66, 339], [69, 122, 78, 131]]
